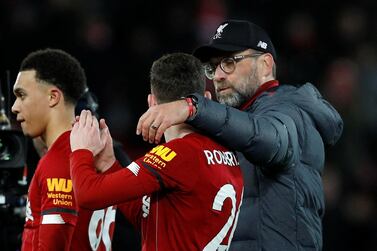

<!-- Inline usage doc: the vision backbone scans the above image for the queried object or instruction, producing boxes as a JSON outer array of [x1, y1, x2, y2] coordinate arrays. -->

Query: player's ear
[[48, 88, 62, 107], [204, 91, 212, 100], [148, 94, 158, 107]]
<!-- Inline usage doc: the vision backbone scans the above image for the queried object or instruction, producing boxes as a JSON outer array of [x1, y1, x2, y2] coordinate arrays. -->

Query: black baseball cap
[[193, 20, 277, 62]]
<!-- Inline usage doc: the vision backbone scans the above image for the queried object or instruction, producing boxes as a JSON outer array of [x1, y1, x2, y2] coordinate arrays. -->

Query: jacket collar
[[240, 80, 279, 111]]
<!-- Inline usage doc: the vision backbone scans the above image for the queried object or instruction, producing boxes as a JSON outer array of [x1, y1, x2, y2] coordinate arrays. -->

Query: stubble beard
[[215, 67, 260, 108]]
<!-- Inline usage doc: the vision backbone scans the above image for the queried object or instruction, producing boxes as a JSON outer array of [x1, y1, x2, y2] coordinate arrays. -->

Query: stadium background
[[0, 0, 376, 250]]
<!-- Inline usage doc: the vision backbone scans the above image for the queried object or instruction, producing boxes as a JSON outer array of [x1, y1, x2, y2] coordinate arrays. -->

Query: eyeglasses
[[203, 53, 264, 80]]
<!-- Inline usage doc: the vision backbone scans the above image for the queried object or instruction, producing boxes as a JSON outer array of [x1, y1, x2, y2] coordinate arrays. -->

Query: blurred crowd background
[[0, 0, 376, 250]]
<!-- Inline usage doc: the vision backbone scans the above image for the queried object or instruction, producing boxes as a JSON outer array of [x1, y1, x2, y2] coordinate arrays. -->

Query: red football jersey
[[22, 131, 116, 251], [71, 133, 244, 251]]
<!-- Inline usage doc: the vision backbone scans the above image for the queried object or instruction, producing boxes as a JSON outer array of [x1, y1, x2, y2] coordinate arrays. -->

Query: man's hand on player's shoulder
[[70, 110, 106, 155]]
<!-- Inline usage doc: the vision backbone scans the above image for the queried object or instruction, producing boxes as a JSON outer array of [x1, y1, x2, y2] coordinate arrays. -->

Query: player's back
[[137, 133, 244, 251]]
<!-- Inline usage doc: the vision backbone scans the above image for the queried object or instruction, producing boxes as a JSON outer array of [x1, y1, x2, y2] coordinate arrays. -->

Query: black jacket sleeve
[[187, 94, 293, 167]]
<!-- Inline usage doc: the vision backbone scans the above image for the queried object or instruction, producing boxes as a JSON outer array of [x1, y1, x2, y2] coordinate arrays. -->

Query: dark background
[[0, 0, 377, 250]]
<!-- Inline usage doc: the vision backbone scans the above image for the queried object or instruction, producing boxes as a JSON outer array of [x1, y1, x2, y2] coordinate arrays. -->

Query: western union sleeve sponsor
[[46, 193, 73, 200], [143, 154, 167, 169], [47, 178, 73, 192], [149, 145, 177, 162], [143, 145, 177, 170], [45, 192, 74, 207], [46, 178, 74, 207]]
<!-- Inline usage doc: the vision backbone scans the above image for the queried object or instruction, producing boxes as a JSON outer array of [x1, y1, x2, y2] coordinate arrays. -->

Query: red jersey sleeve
[[38, 224, 75, 251], [103, 161, 143, 227], [70, 149, 160, 209], [38, 163, 78, 226]]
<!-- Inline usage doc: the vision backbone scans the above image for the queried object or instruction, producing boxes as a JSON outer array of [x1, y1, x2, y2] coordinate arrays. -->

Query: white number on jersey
[[142, 195, 150, 218], [204, 184, 241, 251], [88, 206, 116, 251], [25, 197, 34, 221]]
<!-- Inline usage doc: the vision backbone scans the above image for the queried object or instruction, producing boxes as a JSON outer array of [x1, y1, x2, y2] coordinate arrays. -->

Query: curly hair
[[150, 52, 206, 103], [20, 48, 87, 105]]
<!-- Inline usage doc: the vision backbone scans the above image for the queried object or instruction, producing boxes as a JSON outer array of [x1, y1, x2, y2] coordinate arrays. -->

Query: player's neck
[[164, 124, 195, 142], [44, 106, 75, 148]]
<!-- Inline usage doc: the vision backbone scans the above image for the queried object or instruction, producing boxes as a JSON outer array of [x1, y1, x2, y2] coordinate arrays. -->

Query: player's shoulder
[[46, 131, 71, 157], [180, 132, 228, 151], [142, 133, 206, 164], [42, 146, 70, 166], [37, 131, 71, 177], [162, 133, 231, 158], [164, 133, 210, 151], [37, 154, 71, 180], [54, 130, 71, 147]]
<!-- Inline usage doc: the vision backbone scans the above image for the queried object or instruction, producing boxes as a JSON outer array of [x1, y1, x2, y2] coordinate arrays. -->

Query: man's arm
[[70, 150, 160, 210], [70, 110, 160, 209], [38, 224, 75, 251], [186, 94, 292, 166], [37, 164, 79, 250], [136, 95, 291, 167], [136, 99, 189, 144]]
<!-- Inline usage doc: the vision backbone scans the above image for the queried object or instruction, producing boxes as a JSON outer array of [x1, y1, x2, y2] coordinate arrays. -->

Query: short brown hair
[[150, 53, 206, 103]]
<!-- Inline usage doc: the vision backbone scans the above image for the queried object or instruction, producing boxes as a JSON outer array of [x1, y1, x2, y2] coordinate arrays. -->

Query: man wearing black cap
[[136, 19, 343, 251]]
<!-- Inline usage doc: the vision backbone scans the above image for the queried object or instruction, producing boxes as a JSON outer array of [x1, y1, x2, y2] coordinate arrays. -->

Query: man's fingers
[[140, 115, 156, 142], [99, 118, 107, 130], [137, 107, 173, 144], [100, 127, 108, 146], [137, 103, 183, 144], [99, 119, 108, 139], [85, 111, 93, 128], [136, 112, 148, 135], [148, 117, 163, 143], [92, 115, 99, 130], [79, 110, 93, 127], [99, 119, 112, 145], [79, 110, 88, 127], [154, 121, 169, 144], [71, 121, 79, 133]]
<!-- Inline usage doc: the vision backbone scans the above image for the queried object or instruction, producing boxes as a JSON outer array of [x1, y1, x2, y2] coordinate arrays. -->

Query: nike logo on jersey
[[142, 195, 150, 218], [204, 150, 239, 166]]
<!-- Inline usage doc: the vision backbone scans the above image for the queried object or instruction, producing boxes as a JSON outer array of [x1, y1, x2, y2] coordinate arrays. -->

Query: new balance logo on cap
[[257, 41, 268, 49], [213, 23, 229, 39]]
